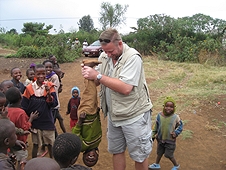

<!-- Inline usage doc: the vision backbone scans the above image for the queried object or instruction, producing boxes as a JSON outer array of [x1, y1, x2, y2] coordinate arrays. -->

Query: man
[[81, 28, 153, 170]]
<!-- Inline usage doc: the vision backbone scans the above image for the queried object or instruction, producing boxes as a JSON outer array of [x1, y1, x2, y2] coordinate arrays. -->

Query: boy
[[21, 64, 58, 158], [6, 87, 38, 168], [11, 67, 25, 94], [66, 86, 80, 129], [0, 80, 14, 107], [49, 55, 64, 93], [24, 68, 35, 86], [0, 119, 27, 170], [72, 59, 102, 167], [43, 60, 66, 136], [52, 133, 91, 170], [0, 92, 7, 119], [149, 96, 183, 170]]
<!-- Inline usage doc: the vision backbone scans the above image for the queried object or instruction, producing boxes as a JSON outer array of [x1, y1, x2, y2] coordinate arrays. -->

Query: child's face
[[11, 68, 22, 81], [44, 62, 53, 76], [35, 68, 46, 85], [83, 149, 99, 167], [27, 70, 35, 81], [1, 81, 13, 93], [50, 56, 57, 64], [0, 97, 6, 111], [164, 102, 175, 115], [72, 89, 79, 98]]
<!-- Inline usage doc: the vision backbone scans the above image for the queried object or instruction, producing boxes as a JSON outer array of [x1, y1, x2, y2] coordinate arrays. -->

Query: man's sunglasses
[[99, 38, 111, 43]]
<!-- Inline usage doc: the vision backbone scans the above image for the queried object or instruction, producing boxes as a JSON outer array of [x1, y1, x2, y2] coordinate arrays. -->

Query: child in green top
[[149, 96, 183, 170], [72, 59, 102, 167]]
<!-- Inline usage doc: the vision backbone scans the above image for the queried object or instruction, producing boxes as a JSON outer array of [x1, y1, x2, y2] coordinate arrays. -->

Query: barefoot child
[[149, 96, 183, 170]]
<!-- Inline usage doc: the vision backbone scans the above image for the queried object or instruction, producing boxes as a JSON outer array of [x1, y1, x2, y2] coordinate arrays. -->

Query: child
[[21, 64, 58, 158], [149, 96, 183, 170], [43, 60, 66, 136], [49, 55, 64, 93], [0, 81, 29, 136], [52, 133, 91, 170], [72, 59, 102, 167], [0, 80, 14, 108], [11, 67, 25, 94], [66, 86, 80, 129], [0, 119, 27, 170], [0, 80, 14, 95], [24, 157, 60, 170], [24, 68, 35, 86], [0, 92, 7, 119], [6, 87, 39, 168]]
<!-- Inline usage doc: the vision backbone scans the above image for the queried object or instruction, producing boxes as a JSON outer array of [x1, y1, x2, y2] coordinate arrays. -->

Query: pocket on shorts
[[139, 133, 152, 154]]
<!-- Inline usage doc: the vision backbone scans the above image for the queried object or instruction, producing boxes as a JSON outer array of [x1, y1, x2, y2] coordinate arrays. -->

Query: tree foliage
[[99, 2, 128, 30], [21, 22, 53, 36], [78, 15, 94, 32]]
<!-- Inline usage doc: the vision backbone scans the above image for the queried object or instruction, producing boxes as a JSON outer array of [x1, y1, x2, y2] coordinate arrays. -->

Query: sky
[[0, 0, 226, 34]]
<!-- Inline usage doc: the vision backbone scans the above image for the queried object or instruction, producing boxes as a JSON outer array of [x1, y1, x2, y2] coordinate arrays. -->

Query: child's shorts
[[32, 129, 55, 146], [157, 142, 176, 159]]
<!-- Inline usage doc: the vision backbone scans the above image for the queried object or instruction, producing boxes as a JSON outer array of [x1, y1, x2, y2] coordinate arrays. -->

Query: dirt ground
[[0, 48, 226, 170]]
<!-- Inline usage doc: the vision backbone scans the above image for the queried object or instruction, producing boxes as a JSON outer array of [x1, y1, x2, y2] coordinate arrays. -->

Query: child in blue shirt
[[149, 96, 183, 170]]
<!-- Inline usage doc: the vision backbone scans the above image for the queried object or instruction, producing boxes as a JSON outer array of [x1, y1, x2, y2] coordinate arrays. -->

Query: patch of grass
[[181, 129, 194, 140], [143, 56, 226, 112]]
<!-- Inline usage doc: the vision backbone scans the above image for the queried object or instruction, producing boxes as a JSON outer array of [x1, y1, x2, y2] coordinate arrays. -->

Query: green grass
[[143, 56, 226, 113], [181, 130, 194, 140]]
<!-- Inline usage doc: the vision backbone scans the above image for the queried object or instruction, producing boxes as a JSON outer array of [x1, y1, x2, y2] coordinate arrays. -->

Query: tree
[[99, 2, 128, 30], [7, 29, 18, 34], [21, 22, 53, 36], [78, 15, 94, 32]]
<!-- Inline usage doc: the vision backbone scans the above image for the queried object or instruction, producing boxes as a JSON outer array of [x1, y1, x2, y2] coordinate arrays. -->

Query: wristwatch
[[97, 73, 102, 81]]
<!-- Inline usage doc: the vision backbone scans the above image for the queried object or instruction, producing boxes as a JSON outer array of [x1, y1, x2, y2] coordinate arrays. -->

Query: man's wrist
[[96, 73, 102, 81]]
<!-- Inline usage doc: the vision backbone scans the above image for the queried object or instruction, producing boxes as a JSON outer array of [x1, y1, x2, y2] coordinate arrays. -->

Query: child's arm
[[171, 117, 183, 138], [28, 111, 39, 123], [66, 99, 71, 115], [72, 113, 86, 136], [152, 114, 160, 140], [16, 127, 30, 136]]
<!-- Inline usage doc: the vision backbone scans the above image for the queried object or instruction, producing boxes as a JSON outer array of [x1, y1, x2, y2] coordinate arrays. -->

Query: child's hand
[[23, 130, 30, 135], [29, 111, 39, 122], [78, 113, 86, 125], [15, 140, 27, 150], [171, 131, 177, 139], [43, 82, 50, 94]]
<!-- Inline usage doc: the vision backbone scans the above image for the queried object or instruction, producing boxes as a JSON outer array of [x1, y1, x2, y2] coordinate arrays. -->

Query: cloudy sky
[[0, 0, 225, 34]]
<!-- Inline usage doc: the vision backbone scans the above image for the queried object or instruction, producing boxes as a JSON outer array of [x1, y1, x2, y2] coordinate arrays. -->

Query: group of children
[[0, 54, 184, 170]]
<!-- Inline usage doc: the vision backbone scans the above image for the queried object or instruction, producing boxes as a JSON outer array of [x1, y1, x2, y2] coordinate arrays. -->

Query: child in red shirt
[[6, 87, 38, 167], [66, 86, 80, 129]]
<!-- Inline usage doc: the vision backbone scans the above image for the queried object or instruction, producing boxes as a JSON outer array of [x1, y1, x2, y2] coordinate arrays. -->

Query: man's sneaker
[[171, 164, 180, 170], [148, 163, 161, 169]]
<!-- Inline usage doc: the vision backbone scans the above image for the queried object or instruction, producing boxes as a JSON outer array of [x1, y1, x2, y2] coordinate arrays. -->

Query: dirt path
[[0, 55, 226, 169]]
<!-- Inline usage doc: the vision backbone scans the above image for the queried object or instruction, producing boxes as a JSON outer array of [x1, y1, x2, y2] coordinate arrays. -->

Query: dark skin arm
[[43, 83, 53, 101], [77, 113, 86, 126]]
